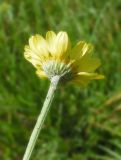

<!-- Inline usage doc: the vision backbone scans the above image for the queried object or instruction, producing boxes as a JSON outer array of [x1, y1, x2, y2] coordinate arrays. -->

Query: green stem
[[23, 76, 60, 160]]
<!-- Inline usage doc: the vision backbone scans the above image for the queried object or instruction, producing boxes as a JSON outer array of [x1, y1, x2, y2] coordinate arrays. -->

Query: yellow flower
[[24, 31, 104, 86]]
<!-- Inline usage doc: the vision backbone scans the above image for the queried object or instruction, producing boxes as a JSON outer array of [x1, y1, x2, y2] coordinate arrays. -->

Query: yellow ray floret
[[24, 31, 104, 86]]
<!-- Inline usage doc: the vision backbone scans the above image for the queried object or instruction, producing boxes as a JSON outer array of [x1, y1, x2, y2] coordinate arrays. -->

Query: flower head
[[24, 31, 104, 86]]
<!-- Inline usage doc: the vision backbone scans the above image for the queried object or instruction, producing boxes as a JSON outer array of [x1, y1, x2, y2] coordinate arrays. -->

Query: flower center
[[42, 60, 73, 81]]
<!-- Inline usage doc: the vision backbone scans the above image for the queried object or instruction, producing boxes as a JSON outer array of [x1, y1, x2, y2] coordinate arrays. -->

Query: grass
[[0, 0, 121, 159]]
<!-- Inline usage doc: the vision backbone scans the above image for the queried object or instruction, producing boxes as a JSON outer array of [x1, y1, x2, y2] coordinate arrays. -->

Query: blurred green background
[[0, 0, 121, 159]]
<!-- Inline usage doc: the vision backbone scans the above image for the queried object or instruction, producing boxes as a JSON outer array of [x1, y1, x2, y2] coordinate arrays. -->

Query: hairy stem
[[23, 76, 60, 160]]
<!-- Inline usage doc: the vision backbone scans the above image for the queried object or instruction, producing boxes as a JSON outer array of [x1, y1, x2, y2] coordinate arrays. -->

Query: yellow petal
[[29, 34, 48, 56], [77, 72, 105, 79], [81, 43, 93, 57], [73, 72, 104, 86], [36, 70, 47, 78], [24, 45, 42, 68], [76, 58, 101, 72], [70, 41, 93, 59], [46, 31, 57, 54], [54, 31, 71, 58], [70, 41, 86, 59]]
